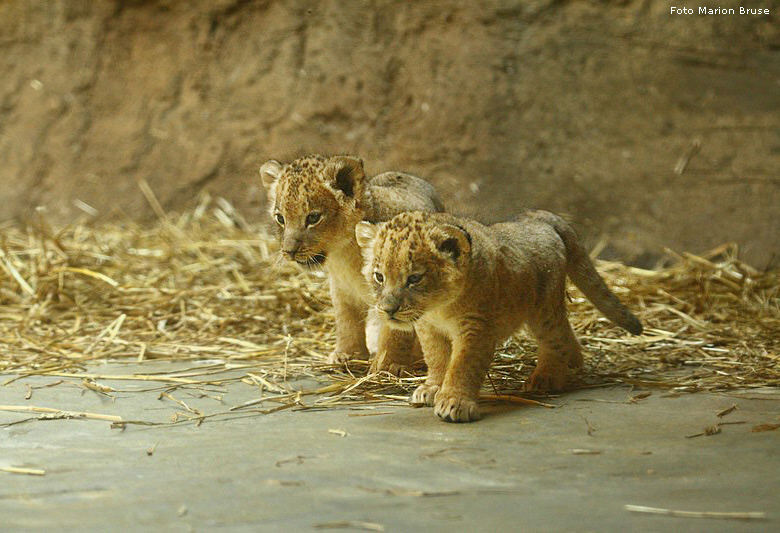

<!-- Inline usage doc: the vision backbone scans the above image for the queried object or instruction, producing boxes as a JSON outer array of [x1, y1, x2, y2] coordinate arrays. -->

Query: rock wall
[[1, 0, 778, 268]]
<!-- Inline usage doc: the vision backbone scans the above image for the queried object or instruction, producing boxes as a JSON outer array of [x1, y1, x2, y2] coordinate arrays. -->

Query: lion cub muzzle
[[280, 230, 327, 266], [376, 290, 417, 329]]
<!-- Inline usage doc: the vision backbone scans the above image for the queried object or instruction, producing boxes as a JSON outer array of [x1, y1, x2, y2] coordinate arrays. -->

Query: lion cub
[[356, 210, 642, 422], [260, 155, 444, 374]]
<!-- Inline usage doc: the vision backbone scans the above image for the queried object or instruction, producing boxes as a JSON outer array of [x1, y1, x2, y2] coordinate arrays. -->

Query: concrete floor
[[1, 361, 778, 532]]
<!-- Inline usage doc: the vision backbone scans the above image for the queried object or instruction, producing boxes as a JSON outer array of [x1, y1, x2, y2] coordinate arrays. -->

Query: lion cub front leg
[[370, 324, 419, 376], [410, 322, 450, 407], [328, 285, 369, 364], [434, 326, 495, 423]]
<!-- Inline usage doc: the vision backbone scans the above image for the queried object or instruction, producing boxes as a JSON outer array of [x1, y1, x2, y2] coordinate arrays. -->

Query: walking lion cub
[[356, 210, 642, 422]]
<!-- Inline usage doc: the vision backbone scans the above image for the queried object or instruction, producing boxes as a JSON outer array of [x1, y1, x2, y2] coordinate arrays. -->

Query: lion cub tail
[[535, 211, 644, 335]]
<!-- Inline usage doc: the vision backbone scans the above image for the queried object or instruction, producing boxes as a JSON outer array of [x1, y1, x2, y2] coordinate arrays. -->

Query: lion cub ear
[[324, 156, 365, 199], [355, 221, 378, 249], [431, 224, 472, 262], [259, 160, 283, 191]]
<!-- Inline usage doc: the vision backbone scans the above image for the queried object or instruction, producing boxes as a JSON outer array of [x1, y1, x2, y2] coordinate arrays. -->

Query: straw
[[0, 194, 777, 415]]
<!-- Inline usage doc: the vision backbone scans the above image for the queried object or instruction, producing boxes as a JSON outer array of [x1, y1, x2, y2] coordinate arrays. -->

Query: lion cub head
[[260, 155, 368, 267], [355, 212, 472, 330]]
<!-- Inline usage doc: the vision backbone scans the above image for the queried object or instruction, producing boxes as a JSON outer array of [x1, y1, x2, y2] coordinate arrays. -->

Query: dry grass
[[1, 194, 778, 411]]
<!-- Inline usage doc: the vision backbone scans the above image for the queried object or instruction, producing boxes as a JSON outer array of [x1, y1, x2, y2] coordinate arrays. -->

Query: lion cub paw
[[434, 393, 480, 423], [525, 365, 567, 391], [370, 354, 412, 376], [410, 383, 440, 407], [327, 350, 368, 365]]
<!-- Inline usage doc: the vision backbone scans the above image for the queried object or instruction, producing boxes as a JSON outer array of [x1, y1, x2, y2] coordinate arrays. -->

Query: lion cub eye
[[305, 212, 322, 227], [274, 213, 285, 226], [373, 272, 384, 284], [406, 273, 423, 286]]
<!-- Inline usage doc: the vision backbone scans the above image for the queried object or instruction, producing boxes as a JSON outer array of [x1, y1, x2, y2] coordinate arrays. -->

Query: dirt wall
[[1, 0, 778, 268]]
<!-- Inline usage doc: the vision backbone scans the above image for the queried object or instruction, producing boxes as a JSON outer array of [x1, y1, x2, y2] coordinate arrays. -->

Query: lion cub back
[[473, 211, 642, 335], [367, 172, 445, 223]]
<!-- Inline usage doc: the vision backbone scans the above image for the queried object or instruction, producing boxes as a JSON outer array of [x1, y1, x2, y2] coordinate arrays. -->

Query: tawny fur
[[356, 211, 643, 423], [260, 155, 443, 374]]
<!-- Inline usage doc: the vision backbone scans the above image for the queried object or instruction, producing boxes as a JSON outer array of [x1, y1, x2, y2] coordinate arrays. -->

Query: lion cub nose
[[282, 244, 300, 258], [381, 302, 401, 317]]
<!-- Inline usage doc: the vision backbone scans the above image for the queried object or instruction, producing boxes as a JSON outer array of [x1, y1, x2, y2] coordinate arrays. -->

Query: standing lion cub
[[260, 155, 444, 374], [356, 210, 642, 422]]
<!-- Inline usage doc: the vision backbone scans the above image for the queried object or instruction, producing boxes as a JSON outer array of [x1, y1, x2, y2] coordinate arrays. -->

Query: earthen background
[[1, 0, 778, 268]]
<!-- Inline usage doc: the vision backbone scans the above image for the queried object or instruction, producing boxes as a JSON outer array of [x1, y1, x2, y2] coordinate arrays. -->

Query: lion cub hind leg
[[370, 324, 418, 376], [435, 331, 495, 423], [525, 312, 582, 391], [410, 323, 450, 407]]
